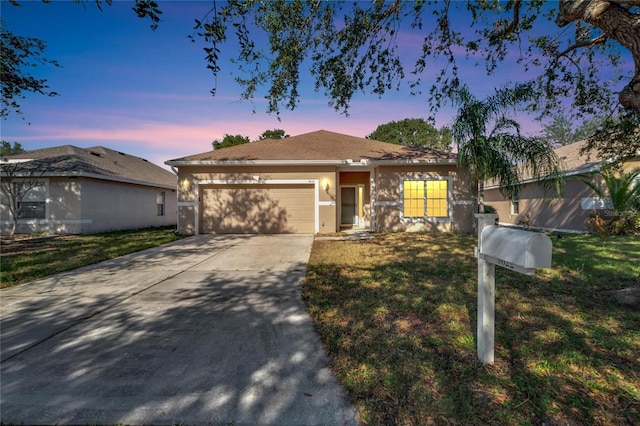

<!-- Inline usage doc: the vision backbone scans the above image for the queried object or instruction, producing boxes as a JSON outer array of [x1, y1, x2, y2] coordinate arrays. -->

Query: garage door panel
[[201, 184, 315, 234]]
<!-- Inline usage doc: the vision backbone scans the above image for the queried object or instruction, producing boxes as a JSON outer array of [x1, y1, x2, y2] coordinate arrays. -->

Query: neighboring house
[[166, 130, 474, 235], [484, 140, 640, 233], [0, 146, 177, 235]]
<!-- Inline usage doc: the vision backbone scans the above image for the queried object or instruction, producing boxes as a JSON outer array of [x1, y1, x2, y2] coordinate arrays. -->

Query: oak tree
[[258, 129, 289, 140], [4, 1, 639, 155], [367, 118, 452, 151], [212, 134, 250, 150]]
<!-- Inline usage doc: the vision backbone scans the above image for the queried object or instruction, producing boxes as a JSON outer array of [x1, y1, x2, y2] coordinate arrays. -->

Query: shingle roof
[[1, 145, 176, 188], [553, 140, 602, 175], [485, 140, 616, 189], [167, 130, 456, 164]]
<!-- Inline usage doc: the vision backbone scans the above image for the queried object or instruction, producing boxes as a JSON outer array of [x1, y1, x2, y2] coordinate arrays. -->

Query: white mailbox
[[479, 225, 552, 276], [473, 214, 553, 364]]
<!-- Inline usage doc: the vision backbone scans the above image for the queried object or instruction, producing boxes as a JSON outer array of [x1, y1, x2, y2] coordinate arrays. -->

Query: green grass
[[303, 232, 640, 425], [0, 227, 181, 288]]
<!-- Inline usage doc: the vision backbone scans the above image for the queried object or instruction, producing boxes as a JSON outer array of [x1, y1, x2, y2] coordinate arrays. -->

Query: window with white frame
[[510, 196, 520, 215], [402, 179, 450, 219], [17, 182, 47, 220], [157, 191, 165, 216]]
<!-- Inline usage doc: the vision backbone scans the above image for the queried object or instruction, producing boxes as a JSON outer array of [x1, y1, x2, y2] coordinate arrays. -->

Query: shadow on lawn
[[0, 236, 356, 425], [304, 233, 640, 425]]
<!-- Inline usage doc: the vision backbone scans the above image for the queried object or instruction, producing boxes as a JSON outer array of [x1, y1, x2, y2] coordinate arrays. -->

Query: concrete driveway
[[0, 234, 358, 425]]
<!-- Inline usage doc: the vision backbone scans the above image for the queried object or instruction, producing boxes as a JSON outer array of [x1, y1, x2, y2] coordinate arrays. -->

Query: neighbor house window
[[157, 191, 165, 216], [402, 179, 449, 219], [510, 196, 520, 215], [17, 182, 46, 220]]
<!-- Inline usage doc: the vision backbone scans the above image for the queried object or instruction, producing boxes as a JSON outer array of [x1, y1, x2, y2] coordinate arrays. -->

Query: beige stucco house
[[484, 140, 640, 233], [0, 146, 177, 235], [166, 130, 474, 235]]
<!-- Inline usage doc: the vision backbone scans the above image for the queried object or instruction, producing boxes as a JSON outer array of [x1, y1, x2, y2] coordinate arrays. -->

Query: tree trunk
[[8, 199, 18, 238], [556, 0, 640, 112]]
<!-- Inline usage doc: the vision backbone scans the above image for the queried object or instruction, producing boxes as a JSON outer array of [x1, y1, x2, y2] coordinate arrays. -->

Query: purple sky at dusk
[[1, 1, 627, 170]]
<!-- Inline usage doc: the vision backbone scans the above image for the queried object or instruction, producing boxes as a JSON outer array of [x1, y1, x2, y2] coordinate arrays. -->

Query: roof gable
[[1, 145, 176, 188], [168, 130, 455, 164]]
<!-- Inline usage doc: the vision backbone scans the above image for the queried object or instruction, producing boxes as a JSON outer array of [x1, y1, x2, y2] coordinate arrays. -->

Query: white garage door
[[200, 184, 315, 234]]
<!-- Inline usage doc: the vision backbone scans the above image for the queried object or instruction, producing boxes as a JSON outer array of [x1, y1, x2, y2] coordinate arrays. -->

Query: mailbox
[[479, 225, 552, 276], [474, 215, 554, 364]]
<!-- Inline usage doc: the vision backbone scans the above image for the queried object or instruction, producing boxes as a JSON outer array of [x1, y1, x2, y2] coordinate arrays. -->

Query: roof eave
[[483, 163, 603, 190], [166, 158, 457, 167], [0, 170, 177, 190]]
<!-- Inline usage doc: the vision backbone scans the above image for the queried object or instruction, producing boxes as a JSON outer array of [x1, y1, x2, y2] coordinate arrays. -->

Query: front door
[[341, 187, 356, 225]]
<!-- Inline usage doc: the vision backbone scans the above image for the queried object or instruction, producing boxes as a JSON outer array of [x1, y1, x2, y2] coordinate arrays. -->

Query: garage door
[[200, 184, 315, 234]]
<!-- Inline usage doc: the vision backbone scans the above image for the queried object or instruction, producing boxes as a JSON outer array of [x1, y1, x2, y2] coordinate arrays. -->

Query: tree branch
[[492, 0, 522, 39], [556, 33, 608, 57]]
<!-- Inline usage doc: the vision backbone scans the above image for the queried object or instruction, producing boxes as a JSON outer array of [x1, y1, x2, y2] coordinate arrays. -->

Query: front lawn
[[303, 233, 640, 425], [0, 227, 181, 288]]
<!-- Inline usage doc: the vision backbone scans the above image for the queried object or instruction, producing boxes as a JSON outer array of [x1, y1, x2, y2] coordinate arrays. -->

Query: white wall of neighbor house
[[79, 178, 177, 234], [0, 177, 177, 235], [0, 178, 84, 235]]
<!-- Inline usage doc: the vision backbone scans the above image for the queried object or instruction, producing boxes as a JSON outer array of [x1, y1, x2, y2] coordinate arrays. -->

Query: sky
[[0, 1, 627, 170]]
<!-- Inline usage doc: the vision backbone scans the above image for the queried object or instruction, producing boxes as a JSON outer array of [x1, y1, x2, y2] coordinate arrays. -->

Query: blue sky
[[1, 1, 626, 169]]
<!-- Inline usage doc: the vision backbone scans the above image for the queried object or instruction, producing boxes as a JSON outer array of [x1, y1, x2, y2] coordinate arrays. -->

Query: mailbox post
[[474, 214, 552, 364]]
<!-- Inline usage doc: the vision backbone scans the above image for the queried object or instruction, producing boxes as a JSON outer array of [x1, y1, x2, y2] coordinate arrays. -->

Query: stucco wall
[[0, 178, 84, 235], [373, 165, 474, 233], [176, 165, 338, 235], [175, 163, 474, 235], [1, 176, 177, 235], [484, 156, 639, 233], [485, 175, 606, 232], [79, 178, 177, 234]]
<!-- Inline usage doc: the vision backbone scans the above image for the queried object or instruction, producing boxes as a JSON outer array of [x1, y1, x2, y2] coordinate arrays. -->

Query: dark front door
[[341, 187, 356, 225]]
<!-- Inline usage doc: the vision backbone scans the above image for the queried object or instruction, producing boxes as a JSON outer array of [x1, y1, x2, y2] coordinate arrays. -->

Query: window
[[157, 191, 165, 216], [17, 182, 47, 220], [403, 181, 425, 218], [510, 196, 520, 215], [402, 179, 449, 219]]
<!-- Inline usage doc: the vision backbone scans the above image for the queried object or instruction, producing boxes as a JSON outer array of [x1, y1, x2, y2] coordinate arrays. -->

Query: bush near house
[[303, 233, 640, 425]]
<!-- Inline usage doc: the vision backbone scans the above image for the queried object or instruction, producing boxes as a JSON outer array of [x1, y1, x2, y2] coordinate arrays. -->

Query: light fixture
[[180, 179, 191, 191], [322, 178, 330, 192]]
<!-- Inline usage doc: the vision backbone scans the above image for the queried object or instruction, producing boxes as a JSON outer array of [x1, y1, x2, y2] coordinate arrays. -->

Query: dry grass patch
[[303, 233, 640, 425], [1, 227, 181, 287]]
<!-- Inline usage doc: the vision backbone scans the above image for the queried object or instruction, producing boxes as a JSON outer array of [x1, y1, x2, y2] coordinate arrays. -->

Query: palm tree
[[450, 84, 562, 213], [580, 166, 640, 213]]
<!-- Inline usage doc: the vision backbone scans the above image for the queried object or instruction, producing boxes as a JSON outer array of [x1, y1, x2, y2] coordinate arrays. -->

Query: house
[[484, 140, 640, 233], [0, 145, 177, 235], [165, 130, 474, 235]]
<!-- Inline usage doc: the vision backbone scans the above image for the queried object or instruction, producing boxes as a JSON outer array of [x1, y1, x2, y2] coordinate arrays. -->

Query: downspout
[[170, 166, 179, 233]]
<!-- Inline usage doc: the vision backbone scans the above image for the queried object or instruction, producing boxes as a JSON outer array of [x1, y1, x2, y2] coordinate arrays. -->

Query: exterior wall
[[79, 178, 177, 234], [1, 177, 84, 235], [485, 180, 594, 232], [1, 176, 177, 235], [621, 158, 640, 175], [176, 165, 338, 235], [176, 163, 473, 235], [486, 156, 640, 233], [373, 164, 474, 233]]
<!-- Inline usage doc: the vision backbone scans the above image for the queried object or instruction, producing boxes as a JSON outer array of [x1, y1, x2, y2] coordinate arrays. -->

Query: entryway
[[339, 171, 371, 230]]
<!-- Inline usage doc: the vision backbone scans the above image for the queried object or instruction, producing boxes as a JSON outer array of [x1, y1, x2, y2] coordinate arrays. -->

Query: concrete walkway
[[0, 234, 358, 425]]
